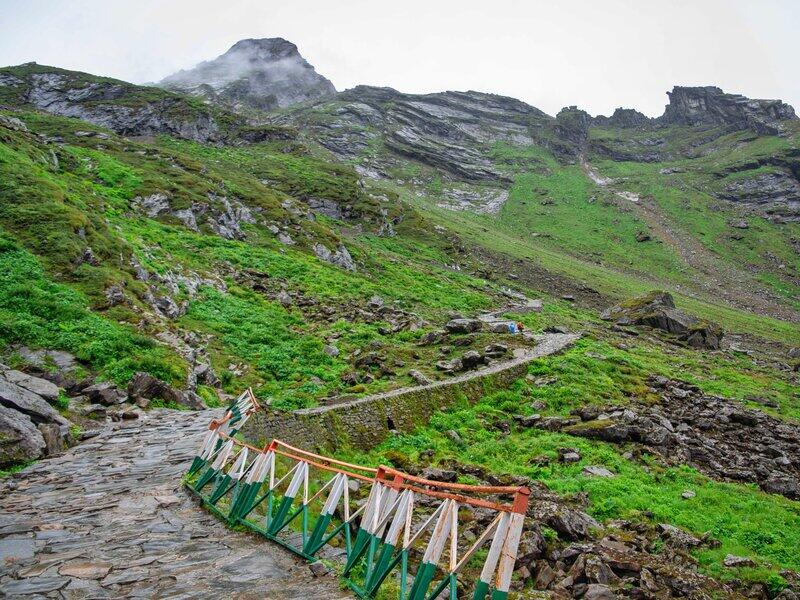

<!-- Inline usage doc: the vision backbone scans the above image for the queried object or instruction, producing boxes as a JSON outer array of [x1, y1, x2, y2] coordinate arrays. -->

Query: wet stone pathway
[[0, 409, 351, 599]]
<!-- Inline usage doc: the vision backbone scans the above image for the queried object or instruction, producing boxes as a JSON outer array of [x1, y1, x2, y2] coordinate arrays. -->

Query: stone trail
[[0, 333, 581, 598], [0, 409, 351, 599], [301, 332, 580, 416], [243, 333, 580, 452]]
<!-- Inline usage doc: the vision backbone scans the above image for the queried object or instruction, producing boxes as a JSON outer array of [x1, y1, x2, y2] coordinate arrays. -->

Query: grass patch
[[0, 236, 185, 386]]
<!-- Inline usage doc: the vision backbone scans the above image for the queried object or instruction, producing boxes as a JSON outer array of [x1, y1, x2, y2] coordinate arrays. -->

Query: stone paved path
[[300, 332, 580, 415], [0, 409, 351, 599]]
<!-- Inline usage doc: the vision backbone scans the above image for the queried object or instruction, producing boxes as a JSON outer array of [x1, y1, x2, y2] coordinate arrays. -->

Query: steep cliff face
[[159, 38, 336, 111], [716, 168, 800, 221], [661, 85, 796, 135], [279, 85, 552, 182], [548, 106, 593, 159]]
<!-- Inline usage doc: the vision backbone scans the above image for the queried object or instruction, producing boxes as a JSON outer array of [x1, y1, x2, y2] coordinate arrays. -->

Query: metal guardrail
[[184, 389, 529, 599]]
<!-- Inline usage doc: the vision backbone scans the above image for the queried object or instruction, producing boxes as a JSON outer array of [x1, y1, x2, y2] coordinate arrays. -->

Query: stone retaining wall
[[242, 333, 578, 452]]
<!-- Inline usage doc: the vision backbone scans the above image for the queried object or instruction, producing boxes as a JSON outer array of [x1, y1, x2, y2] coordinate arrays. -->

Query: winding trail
[[0, 333, 580, 598], [303, 332, 579, 414]]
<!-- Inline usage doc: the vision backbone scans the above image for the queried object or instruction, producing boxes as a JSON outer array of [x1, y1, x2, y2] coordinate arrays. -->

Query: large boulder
[[460, 350, 485, 370], [127, 372, 205, 410], [0, 405, 45, 466], [0, 373, 69, 426], [83, 382, 127, 406], [1, 369, 60, 403], [37, 423, 70, 456], [313, 243, 356, 272], [444, 318, 482, 334], [600, 291, 723, 349]]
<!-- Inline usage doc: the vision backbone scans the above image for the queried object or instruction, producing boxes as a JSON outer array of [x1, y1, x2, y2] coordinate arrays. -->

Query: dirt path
[[582, 158, 799, 323], [0, 410, 351, 599]]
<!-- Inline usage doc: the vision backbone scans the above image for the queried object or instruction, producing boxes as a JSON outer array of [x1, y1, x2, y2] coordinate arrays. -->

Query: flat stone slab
[[58, 560, 112, 579], [0, 409, 351, 598]]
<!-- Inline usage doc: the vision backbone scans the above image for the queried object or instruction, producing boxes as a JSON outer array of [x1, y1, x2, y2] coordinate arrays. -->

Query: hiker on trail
[[508, 321, 525, 334]]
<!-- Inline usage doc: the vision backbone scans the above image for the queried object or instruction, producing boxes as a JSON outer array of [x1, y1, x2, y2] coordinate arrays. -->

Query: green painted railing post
[[267, 462, 306, 535]]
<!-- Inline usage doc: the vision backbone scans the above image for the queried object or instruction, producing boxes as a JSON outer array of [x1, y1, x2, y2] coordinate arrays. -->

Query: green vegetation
[[411, 199, 800, 343], [496, 144, 688, 282], [2, 63, 799, 597], [0, 460, 34, 478], [518, 338, 800, 421], [0, 109, 501, 402], [148, 398, 190, 410], [588, 126, 800, 306], [0, 237, 185, 386], [341, 337, 800, 581]]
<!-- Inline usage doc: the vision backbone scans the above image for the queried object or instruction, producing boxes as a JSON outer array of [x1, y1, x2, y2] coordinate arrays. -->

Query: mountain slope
[[275, 84, 800, 322], [0, 62, 257, 142]]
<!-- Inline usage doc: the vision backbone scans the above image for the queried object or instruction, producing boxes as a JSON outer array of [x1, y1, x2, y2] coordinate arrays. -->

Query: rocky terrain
[[661, 85, 797, 135], [0, 64, 244, 142], [1, 36, 799, 599], [400, 463, 763, 600], [0, 348, 211, 467], [560, 375, 800, 499]]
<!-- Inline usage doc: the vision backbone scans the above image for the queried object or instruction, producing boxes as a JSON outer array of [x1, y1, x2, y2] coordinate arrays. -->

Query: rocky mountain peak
[[158, 37, 336, 111], [228, 37, 299, 56], [593, 107, 651, 128], [661, 85, 796, 135], [553, 106, 592, 148]]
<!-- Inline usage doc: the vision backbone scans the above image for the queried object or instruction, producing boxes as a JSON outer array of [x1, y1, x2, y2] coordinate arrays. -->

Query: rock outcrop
[[313, 243, 356, 271], [0, 404, 46, 465], [0, 366, 72, 466], [593, 107, 651, 128], [279, 85, 549, 188], [131, 192, 257, 240], [600, 291, 723, 349], [159, 38, 336, 111], [0, 64, 300, 144], [551, 106, 592, 158], [551, 376, 800, 500], [718, 169, 800, 222], [127, 372, 205, 410], [661, 85, 797, 135], [0, 65, 228, 141]]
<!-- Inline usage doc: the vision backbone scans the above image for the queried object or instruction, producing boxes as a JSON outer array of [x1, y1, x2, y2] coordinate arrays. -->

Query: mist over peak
[[159, 37, 335, 111]]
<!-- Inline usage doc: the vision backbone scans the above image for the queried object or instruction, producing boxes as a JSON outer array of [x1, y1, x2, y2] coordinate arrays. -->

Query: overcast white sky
[[0, 0, 797, 117]]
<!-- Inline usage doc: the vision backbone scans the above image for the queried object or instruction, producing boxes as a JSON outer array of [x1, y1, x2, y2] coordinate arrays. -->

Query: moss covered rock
[[601, 291, 723, 349]]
